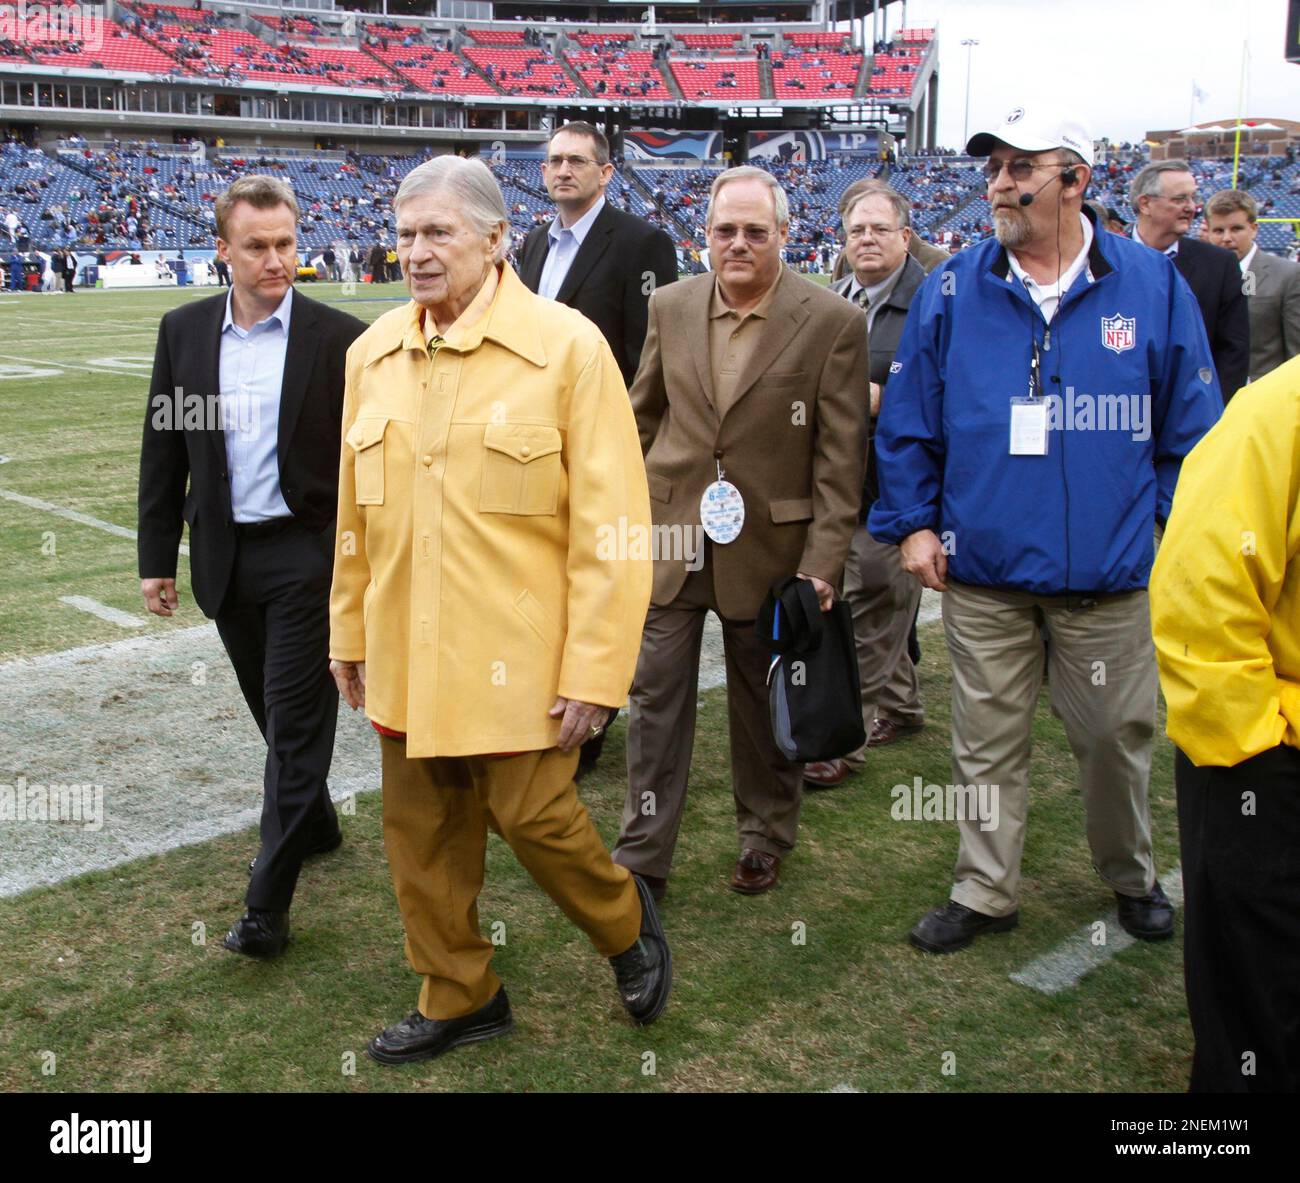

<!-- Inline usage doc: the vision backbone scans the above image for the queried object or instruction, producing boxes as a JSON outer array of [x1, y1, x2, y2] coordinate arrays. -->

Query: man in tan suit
[[612, 166, 869, 897]]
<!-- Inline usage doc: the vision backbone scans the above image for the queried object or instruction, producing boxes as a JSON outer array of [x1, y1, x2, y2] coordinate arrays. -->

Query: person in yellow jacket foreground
[[328, 155, 670, 1064], [1151, 354, 1300, 1093]]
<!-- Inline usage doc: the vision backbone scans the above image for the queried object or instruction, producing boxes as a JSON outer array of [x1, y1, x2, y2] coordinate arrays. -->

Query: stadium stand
[[669, 56, 763, 101], [463, 46, 581, 98], [565, 47, 670, 101], [771, 47, 863, 95]]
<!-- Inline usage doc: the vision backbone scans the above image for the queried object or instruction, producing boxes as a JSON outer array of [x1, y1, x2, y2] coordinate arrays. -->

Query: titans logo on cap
[[1005, 107, 1025, 124]]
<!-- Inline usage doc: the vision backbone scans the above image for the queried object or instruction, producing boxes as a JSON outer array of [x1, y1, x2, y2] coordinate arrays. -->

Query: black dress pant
[[215, 519, 339, 912], [1176, 743, 1300, 1092]]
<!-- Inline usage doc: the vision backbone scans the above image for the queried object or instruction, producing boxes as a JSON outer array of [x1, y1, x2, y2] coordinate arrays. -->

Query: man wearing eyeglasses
[[519, 121, 678, 389], [1130, 161, 1249, 402], [612, 166, 868, 898], [870, 107, 1220, 954], [805, 186, 929, 789]]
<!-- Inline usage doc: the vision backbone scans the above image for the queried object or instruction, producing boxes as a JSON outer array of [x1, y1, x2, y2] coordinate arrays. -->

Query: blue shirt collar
[[547, 196, 605, 247], [222, 285, 294, 335]]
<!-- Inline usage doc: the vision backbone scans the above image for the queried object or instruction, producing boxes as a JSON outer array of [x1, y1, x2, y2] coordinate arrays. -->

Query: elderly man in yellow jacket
[[1151, 354, 1300, 1093], [329, 155, 669, 1065]]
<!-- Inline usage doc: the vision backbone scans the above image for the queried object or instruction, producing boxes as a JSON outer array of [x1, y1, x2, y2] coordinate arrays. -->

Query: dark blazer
[[831, 254, 926, 508], [1173, 236, 1250, 402], [138, 287, 366, 617], [631, 266, 869, 620], [518, 200, 678, 386], [1243, 248, 1300, 380]]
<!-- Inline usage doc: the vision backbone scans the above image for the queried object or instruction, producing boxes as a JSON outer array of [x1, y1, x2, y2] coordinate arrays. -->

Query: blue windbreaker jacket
[[868, 212, 1222, 596]]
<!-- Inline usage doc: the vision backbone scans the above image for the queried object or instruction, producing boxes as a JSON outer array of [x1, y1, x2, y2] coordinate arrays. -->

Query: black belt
[[232, 517, 297, 540]]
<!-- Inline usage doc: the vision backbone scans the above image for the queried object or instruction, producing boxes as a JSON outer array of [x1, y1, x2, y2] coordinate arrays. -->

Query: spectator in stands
[[138, 175, 367, 960], [612, 166, 868, 900], [1204, 189, 1300, 381], [329, 155, 668, 1064], [806, 185, 928, 791], [518, 121, 679, 777], [872, 106, 1220, 954], [1150, 353, 1300, 1093], [1130, 161, 1250, 401]]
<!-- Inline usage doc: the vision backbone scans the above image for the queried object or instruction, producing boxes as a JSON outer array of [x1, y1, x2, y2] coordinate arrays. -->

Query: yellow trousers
[[379, 735, 642, 1020]]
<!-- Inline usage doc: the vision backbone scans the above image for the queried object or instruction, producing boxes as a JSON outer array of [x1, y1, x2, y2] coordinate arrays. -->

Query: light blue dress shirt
[[538, 196, 606, 301], [219, 287, 293, 524]]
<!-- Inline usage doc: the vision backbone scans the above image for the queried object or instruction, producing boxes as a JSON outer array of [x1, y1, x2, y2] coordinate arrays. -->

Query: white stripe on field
[[1009, 867, 1184, 995], [59, 595, 147, 629], [0, 486, 188, 556]]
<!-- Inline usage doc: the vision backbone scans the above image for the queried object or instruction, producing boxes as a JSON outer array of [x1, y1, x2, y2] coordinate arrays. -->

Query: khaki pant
[[841, 524, 924, 770], [943, 580, 1158, 917], [379, 735, 641, 1020], [614, 552, 804, 878]]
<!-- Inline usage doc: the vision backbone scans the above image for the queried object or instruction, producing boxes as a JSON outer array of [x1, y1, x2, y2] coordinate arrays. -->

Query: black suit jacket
[[1174, 236, 1250, 402], [518, 201, 678, 386], [137, 287, 366, 617]]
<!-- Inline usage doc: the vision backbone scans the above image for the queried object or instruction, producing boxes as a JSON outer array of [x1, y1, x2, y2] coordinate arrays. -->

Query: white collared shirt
[[1007, 213, 1095, 323], [1133, 224, 1179, 259], [1239, 243, 1258, 274], [538, 196, 606, 301], [219, 286, 293, 523]]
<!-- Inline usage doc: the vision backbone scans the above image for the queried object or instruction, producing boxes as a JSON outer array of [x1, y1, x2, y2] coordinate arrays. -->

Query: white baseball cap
[[967, 105, 1094, 166]]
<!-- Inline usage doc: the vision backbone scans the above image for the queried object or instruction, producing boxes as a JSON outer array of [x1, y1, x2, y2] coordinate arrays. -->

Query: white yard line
[[59, 595, 147, 629], [0, 351, 136, 375], [1009, 867, 1185, 995], [0, 485, 188, 556]]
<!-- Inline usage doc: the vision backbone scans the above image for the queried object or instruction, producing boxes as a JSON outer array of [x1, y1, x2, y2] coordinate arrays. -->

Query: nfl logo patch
[[1101, 313, 1136, 354]]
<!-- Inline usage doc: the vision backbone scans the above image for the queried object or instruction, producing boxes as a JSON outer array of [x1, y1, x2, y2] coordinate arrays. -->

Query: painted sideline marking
[[0, 486, 189, 556], [1009, 867, 1184, 995], [59, 595, 146, 629]]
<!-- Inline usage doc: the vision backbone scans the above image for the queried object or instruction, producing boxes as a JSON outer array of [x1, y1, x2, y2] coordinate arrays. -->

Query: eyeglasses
[[544, 154, 600, 169], [1158, 193, 1199, 207], [981, 158, 1070, 183], [708, 224, 773, 244], [847, 224, 905, 241]]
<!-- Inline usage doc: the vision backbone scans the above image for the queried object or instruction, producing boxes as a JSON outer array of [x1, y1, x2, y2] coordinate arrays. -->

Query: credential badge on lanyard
[[700, 460, 745, 544]]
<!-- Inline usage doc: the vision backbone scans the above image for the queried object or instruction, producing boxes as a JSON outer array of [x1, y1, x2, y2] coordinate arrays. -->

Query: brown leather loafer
[[867, 718, 924, 747], [729, 849, 780, 895], [803, 758, 850, 788]]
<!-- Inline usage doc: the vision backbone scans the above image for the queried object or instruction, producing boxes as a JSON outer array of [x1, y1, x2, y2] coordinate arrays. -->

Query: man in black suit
[[1130, 161, 1249, 402], [138, 175, 366, 959], [518, 120, 679, 388], [518, 121, 679, 777]]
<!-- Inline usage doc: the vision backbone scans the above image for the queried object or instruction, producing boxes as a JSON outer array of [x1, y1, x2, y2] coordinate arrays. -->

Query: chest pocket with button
[[346, 417, 388, 506], [479, 423, 564, 515]]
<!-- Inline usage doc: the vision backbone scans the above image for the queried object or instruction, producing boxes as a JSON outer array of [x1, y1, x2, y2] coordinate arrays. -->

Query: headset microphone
[[1018, 167, 1079, 206]]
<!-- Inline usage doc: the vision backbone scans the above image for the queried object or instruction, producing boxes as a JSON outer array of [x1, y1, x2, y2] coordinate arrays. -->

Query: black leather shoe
[[1115, 880, 1175, 941], [222, 908, 290, 958], [366, 987, 514, 1065], [609, 874, 672, 1025], [909, 900, 1019, 954], [249, 827, 343, 875]]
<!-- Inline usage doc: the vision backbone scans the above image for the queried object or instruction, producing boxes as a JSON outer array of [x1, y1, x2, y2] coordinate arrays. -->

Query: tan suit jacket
[[631, 266, 869, 620]]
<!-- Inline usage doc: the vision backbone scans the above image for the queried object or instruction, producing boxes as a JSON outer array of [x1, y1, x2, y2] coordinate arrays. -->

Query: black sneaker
[[366, 987, 514, 1065], [1115, 880, 1175, 941], [609, 874, 672, 1025], [909, 900, 1019, 954]]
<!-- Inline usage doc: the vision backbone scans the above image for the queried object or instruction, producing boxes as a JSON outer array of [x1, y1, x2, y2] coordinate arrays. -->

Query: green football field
[[0, 283, 1192, 1093]]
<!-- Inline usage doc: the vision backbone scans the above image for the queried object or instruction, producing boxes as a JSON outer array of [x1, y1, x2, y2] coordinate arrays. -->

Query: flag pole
[[1231, 41, 1248, 189]]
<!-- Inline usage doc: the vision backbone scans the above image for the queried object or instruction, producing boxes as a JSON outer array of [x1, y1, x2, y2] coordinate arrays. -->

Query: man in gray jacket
[[806, 183, 928, 787]]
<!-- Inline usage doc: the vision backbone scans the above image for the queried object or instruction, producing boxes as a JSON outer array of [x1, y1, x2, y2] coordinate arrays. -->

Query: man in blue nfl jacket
[[869, 106, 1221, 954]]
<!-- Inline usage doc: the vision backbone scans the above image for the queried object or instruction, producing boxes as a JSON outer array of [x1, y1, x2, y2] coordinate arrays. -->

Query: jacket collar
[[362, 262, 548, 369], [988, 202, 1115, 285]]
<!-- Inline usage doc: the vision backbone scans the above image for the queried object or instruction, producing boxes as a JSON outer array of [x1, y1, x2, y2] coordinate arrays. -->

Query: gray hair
[[394, 155, 509, 261], [1129, 160, 1193, 208], [843, 185, 911, 234], [706, 166, 790, 228]]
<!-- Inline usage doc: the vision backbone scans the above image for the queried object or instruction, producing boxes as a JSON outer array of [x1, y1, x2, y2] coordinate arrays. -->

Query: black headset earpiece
[[1060, 167, 1078, 186]]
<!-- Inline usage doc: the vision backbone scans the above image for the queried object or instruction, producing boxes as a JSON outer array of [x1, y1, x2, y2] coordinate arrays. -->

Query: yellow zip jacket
[[1150, 355, 1300, 767], [329, 263, 652, 758]]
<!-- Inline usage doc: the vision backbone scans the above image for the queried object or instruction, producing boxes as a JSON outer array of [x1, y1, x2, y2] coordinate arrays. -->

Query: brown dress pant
[[379, 735, 642, 1020], [614, 551, 804, 879]]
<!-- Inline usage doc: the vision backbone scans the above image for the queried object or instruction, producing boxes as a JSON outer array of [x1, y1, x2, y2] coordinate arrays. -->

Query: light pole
[[961, 38, 980, 148]]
